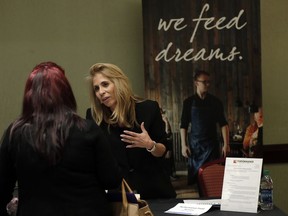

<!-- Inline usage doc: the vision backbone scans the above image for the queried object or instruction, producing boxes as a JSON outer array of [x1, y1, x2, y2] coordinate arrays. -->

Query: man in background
[[180, 70, 230, 185]]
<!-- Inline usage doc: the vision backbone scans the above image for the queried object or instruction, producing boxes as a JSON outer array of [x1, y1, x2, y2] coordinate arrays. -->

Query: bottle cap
[[264, 169, 269, 175]]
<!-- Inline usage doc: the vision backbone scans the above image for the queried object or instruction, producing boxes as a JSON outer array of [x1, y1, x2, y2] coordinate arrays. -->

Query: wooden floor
[[171, 173, 199, 199]]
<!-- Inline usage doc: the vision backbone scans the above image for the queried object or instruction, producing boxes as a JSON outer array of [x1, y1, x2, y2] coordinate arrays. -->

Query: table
[[147, 199, 288, 216]]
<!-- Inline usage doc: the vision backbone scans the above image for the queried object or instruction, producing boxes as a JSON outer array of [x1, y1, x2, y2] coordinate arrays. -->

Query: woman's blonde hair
[[87, 63, 143, 128]]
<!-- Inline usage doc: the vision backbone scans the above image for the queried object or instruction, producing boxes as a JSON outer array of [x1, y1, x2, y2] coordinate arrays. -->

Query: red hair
[[22, 62, 76, 115], [11, 62, 84, 165]]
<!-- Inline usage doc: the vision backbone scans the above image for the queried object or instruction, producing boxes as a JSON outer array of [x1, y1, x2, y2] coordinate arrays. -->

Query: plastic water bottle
[[259, 169, 273, 210]]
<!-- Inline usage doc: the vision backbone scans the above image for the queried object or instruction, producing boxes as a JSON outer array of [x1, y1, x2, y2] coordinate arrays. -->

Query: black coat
[[0, 120, 122, 216], [86, 100, 176, 199]]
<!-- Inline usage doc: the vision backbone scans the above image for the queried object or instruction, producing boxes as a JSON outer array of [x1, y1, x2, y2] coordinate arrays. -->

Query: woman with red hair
[[0, 62, 122, 216]]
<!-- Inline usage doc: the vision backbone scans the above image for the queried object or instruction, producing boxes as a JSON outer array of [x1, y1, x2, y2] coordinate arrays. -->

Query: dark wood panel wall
[[142, 0, 261, 135]]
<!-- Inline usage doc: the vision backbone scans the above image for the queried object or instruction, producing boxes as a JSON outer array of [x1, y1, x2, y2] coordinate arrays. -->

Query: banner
[[142, 0, 262, 158]]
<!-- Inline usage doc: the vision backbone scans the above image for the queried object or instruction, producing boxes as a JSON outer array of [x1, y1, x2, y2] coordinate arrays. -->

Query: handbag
[[107, 179, 154, 216]]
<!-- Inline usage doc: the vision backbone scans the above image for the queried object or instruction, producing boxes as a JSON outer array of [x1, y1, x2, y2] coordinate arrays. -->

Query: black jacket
[[0, 120, 122, 216], [86, 100, 176, 199]]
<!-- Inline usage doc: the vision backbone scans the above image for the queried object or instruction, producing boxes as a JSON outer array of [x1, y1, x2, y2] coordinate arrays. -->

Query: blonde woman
[[86, 63, 176, 199]]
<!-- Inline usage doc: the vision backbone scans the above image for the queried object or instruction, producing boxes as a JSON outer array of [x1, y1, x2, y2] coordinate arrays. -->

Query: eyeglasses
[[196, 80, 211, 85]]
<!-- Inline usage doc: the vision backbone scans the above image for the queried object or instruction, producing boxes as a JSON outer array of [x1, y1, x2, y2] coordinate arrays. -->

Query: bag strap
[[122, 179, 133, 193], [121, 180, 128, 209], [121, 178, 135, 209]]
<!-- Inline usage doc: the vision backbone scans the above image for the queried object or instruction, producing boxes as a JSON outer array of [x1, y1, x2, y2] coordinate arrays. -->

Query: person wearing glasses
[[180, 70, 230, 185]]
